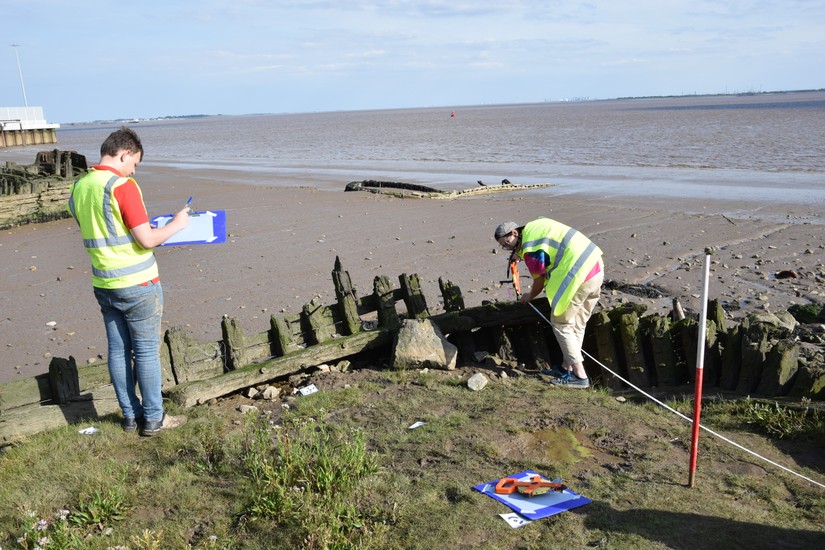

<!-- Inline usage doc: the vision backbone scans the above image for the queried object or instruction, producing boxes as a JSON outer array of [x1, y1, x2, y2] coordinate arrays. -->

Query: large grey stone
[[391, 318, 458, 371]]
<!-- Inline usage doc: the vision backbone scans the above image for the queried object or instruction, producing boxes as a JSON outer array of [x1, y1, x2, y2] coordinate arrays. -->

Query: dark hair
[[100, 126, 144, 159]]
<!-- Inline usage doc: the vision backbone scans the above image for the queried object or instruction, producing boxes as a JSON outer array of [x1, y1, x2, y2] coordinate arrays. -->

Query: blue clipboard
[[473, 470, 591, 520], [151, 210, 227, 246]]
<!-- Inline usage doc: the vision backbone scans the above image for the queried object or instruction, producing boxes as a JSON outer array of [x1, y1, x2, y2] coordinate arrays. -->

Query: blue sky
[[2, 0, 823, 123]]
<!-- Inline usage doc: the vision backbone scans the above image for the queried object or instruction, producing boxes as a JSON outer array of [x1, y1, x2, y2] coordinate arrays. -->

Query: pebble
[[261, 386, 280, 400], [467, 373, 489, 391]]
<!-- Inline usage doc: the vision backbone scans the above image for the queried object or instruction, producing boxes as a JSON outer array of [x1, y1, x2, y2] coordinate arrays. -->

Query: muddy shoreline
[[1, 164, 823, 383]]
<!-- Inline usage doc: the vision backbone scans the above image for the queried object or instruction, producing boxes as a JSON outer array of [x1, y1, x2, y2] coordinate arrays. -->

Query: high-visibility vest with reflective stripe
[[67, 169, 158, 289], [519, 218, 602, 316]]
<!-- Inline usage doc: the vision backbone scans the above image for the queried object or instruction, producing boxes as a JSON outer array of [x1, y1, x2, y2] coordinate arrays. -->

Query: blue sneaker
[[541, 365, 567, 377], [551, 371, 590, 389]]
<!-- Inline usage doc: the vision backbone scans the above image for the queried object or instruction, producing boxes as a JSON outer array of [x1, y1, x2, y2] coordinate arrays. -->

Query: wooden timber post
[[48, 356, 81, 404], [221, 316, 246, 371], [374, 275, 401, 330], [704, 319, 722, 387], [437, 277, 474, 359], [640, 314, 679, 386], [399, 273, 429, 319], [521, 325, 553, 371], [590, 310, 624, 390], [270, 315, 301, 356], [332, 256, 361, 335], [302, 298, 337, 344], [438, 277, 465, 312], [708, 299, 727, 333], [495, 329, 519, 364], [738, 321, 772, 394], [719, 324, 743, 391], [617, 310, 650, 387], [756, 339, 799, 397], [670, 318, 696, 386], [166, 326, 188, 385]]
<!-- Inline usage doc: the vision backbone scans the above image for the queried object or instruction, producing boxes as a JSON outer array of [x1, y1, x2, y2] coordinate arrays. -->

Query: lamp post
[[10, 44, 29, 107]]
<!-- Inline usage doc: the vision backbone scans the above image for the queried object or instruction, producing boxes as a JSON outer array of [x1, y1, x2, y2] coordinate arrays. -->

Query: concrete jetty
[[0, 106, 59, 148]]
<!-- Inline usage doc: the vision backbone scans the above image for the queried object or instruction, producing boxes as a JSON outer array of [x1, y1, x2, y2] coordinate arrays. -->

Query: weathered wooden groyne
[[1, 257, 823, 446], [344, 179, 555, 199], [584, 300, 824, 398], [0, 149, 87, 228]]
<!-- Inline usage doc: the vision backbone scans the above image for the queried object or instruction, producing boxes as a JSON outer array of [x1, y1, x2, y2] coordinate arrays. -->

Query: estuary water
[[2, 92, 824, 382], [4, 90, 825, 210]]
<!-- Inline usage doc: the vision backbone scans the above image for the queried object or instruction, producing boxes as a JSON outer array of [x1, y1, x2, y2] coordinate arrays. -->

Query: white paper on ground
[[500, 513, 531, 528]]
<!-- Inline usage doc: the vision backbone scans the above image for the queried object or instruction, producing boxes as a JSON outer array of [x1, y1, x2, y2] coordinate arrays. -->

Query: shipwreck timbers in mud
[[0, 149, 87, 229], [1, 257, 823, 446], [344, 179, 555, 198]]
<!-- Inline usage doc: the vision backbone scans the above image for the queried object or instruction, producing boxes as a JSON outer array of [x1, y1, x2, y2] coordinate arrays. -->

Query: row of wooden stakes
[[1, 257, 821, 445]]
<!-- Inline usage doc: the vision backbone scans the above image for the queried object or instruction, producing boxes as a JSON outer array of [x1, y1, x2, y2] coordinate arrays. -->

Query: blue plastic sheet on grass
[[472, 470, 591, 520]]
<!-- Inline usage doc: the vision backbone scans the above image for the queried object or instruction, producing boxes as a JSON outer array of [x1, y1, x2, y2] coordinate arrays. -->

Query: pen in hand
[[185, 196, 193, 215]]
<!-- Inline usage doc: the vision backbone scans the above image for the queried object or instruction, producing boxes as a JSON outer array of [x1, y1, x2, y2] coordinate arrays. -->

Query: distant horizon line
[[57, 88, 825, 126]]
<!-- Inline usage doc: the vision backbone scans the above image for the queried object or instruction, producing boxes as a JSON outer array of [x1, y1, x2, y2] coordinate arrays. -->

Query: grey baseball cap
[[494, 221, 518, 239]]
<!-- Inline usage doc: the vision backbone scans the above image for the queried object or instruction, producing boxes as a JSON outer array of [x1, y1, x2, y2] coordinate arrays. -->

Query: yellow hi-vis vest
[[519, 218, 602, 316], [67, 169, 158, 289]]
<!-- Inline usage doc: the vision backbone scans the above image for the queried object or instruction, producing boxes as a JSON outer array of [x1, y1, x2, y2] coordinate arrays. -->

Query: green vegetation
[[1, 368, 823, 549], [705, 397, 825, 440]]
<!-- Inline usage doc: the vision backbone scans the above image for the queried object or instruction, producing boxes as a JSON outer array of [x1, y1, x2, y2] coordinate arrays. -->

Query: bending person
[[495, 218, 604, 388]]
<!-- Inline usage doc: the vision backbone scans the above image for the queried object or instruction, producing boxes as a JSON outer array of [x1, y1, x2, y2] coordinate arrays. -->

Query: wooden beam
[[165, 330, 394, 407]]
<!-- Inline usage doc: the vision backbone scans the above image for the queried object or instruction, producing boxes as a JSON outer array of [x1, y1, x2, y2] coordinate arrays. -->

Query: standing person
[[68, 127, 190, 436], [494, 218, 604, 389]]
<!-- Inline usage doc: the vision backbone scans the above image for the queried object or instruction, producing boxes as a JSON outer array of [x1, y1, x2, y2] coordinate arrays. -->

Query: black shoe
[[140, 413, 187, 437], [122, 417, 143, 432]]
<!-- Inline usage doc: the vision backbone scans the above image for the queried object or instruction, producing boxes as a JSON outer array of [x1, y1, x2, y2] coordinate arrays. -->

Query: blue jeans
[[94, 282, 164, 422]]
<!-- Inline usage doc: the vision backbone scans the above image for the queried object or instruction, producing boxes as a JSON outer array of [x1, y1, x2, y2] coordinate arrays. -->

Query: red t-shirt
[[92, 165, 149, 229]]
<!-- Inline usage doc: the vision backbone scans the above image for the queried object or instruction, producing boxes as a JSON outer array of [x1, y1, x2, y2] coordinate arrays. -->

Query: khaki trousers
[[551, 262, 604, 366]]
